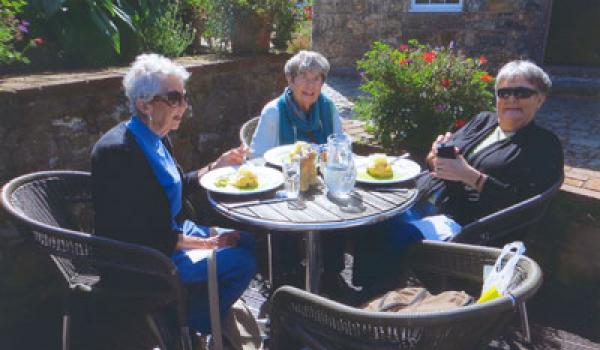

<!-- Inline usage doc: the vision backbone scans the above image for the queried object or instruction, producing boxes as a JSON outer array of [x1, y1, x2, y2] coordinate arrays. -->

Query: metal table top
[[208, 185, 418, 232]]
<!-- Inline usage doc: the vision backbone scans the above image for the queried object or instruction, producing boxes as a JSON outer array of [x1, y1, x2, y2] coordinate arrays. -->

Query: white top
[[250, 97, 343, 157]]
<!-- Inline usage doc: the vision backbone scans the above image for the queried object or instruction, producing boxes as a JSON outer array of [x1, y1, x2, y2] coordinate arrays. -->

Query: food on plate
[[214, 175, 229, 188], [367, 153, 393, 179], [231, 165, 259, 189], [289, 141, 310, 159]]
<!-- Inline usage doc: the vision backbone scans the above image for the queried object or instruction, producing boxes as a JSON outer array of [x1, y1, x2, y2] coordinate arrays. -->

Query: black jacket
[[91, 122, 200, 256], [417, 112, 564, 225]]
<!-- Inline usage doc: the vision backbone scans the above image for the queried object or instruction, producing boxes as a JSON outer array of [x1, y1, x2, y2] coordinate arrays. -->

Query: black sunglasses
[[496, 87, 539, 99], [152, 90, 187, 107]]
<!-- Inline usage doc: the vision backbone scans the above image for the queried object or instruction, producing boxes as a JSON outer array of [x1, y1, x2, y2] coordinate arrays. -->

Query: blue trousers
[[352, 202, 440, 288], [171, 221, 256, 333]]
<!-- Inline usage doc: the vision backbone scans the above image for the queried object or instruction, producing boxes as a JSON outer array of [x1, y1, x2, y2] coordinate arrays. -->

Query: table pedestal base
[[305, 231, 321, 293]]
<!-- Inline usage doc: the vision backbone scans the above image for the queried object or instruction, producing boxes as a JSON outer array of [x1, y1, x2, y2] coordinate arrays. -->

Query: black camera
[[436, 143, 456, 159]]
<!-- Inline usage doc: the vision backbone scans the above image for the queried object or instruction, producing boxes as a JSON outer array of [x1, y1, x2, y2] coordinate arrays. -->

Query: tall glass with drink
[[323, 133, 356, 199]]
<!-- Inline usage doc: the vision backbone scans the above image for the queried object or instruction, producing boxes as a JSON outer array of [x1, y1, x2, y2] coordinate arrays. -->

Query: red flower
[[399, 58, 409, 65], [480, 73, 493, 83], [32, 37, 44, 46], [399, 44, 410, 51], [304, 6, 312, 20], [454, 119, 467, 129], [479, 55, 487, 65], [441, 79, 450, 88], [423, 51, 436, 63]]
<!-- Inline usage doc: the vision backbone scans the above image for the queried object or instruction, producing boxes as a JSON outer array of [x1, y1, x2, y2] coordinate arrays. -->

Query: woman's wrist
[[465, 168, 481, 189], [465, 168, 486, 191]]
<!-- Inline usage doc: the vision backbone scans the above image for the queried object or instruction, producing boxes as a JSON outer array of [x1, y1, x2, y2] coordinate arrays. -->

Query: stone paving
[[326, 74, 600, 199]]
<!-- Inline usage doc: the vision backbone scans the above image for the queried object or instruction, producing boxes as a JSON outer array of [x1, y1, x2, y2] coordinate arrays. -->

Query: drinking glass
[[324, 133, 356, 199], [281, 157, 300, 199]]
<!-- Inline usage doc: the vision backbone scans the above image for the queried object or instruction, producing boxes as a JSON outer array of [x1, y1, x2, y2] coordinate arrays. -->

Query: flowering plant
[[0, 0, 43, 64], [355, 40, 495, 154]]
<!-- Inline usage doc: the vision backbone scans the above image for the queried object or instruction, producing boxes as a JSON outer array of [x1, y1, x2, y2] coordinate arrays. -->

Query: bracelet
[[475, 172, 484, 188]]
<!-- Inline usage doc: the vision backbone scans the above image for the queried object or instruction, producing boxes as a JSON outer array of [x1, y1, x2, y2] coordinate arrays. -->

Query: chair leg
[[267, 232, 273, 286], [62, 294, 70, 350], [519, 302, 532, 344], [62, 313, 71, 350], [180, 326, 193, 350], [146, 314, 168, 350]]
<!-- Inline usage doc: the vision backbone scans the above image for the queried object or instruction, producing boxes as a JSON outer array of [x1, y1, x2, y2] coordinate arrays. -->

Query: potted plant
[[355, 40, 495, 156], [208, 0, 294, 53]]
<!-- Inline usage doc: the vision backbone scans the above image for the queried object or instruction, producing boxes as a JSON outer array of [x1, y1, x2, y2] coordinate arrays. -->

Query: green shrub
[[355, 40, 495, 154], [26, 0, 137, 67], [137, 0, 194, 57]]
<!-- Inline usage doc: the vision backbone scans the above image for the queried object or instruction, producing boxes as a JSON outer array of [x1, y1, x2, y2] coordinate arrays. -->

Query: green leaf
[[89, 4, 120, 53], [112, 3, 135, 30]]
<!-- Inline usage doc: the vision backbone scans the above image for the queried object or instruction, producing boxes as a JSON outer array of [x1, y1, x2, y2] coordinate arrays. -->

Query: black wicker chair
[[0, 171, 198, 350], [450, 175, 563, 343], [239, 116, 260, 147], [451, 174, 564, 245], [271, 241, 542, 350]]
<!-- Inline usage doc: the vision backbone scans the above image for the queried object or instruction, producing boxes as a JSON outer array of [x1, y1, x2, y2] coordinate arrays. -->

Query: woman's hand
[[206, 227, 240, 248], [426, 132, 453, 168], [432, 154, 485, 191], [176, 229, 241, 250], [212, 144, 251, 169]]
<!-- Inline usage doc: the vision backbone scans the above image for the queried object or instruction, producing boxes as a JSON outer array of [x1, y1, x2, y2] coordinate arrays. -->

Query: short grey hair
[[123, 53, 190, 114], [284, 50, 330, 81], [495, 60, 552, 94]]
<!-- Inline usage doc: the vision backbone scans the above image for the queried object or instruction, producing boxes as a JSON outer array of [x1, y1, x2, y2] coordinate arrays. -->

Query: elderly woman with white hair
[[250, 50, 343, 156], [91, 53, 255, 334], [353, 60, 564, 289]]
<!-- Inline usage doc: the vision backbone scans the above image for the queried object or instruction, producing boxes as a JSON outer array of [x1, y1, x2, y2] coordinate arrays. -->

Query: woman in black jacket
[[91, 53, 255, 333], [353, 60, 563, 287]]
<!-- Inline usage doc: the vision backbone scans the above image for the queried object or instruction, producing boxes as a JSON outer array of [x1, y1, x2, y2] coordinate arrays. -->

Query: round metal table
[[208, 184, 418, 293]]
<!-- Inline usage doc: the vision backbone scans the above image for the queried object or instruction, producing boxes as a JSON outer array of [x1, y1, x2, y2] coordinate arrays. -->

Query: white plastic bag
[[478, 241, 526, 303]]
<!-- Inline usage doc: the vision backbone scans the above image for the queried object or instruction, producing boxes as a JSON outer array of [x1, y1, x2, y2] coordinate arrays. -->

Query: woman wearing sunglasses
[[353, 60, 564, 290], [91, 53, 255, 334]]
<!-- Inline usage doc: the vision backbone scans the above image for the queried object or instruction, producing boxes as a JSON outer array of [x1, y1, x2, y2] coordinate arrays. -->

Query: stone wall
[[0, 54, 288, 188], [313, 0, 552, 73]]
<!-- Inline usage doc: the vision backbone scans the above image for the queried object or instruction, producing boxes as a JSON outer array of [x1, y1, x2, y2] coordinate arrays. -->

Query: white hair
[[284, 50, 330, 81], [495, 60, 552, 94], [123, 53, 190, 114]]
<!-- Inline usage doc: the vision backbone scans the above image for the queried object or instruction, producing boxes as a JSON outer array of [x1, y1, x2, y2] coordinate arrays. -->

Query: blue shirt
[[126, 116, 183, 231]]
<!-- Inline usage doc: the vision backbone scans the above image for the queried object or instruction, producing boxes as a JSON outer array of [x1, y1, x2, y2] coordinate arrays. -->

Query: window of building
[[410, 0, 463, 13]]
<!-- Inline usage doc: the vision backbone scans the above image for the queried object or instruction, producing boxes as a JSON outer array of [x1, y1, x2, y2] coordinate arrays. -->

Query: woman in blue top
[[91, 53, 255, 334], [250, 50, 343, 156]]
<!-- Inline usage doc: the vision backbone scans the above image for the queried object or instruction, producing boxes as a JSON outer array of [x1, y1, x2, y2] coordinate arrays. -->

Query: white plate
[[200, 166, 284, 195], [263, 144, 295, 167], [355, 157, 421, 184]]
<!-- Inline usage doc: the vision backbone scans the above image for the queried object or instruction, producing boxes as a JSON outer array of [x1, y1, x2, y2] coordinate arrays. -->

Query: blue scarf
[[277, 87, 334, 145]]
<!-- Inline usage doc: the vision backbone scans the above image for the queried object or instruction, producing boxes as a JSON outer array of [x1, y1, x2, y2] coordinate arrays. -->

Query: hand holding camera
[[436, 143, 457, 159]]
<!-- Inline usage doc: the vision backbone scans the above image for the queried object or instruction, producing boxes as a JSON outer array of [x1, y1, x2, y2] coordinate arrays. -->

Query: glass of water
[[281, 156, 300, 199], [324, 133, 356, 199]]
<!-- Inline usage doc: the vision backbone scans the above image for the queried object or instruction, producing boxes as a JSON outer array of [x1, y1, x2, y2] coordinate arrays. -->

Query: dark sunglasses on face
[[496, 87, 539, 99], [152, 90, 187, 107]]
